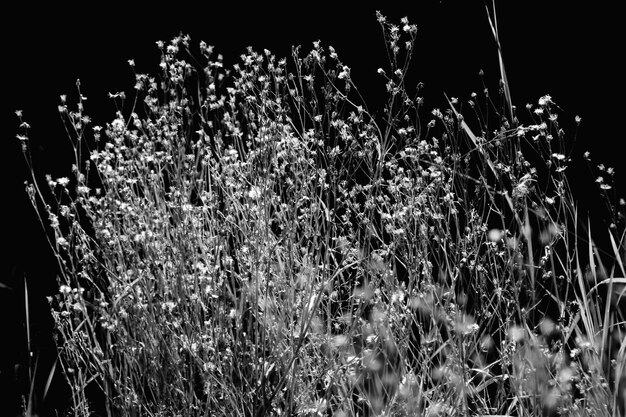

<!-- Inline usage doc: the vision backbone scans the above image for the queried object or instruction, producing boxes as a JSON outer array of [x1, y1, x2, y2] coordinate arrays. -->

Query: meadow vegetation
[[15, 11, 625, 416]]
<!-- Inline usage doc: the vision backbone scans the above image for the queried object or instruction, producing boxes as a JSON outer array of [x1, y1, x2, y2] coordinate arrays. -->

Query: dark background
[[2, 2, 623, 415]]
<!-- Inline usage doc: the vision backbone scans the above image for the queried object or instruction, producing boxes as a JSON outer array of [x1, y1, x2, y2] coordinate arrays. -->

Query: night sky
[[2, 2, 624, 414]]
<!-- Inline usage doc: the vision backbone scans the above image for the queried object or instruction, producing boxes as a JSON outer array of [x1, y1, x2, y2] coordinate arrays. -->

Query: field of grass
[[15, 11, 625, 417]]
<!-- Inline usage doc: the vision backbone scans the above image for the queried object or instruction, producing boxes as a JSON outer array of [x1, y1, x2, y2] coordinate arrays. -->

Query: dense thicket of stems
[[16, 13, 625, 417]]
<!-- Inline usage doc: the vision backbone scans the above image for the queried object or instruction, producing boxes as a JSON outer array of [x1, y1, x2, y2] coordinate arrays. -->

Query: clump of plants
[[16, 11, 625, 417]]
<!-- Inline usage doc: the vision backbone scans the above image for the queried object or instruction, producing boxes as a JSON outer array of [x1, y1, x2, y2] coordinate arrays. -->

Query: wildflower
[[487, 229, 504, 242], [538, 94, 552, 106], [328, 45, 338, 59], [480, 335, 495, 351], [338, 66, 351, 79], [56, 237, 69, 248], [57, 177, 70, 187], [127, 59, 135, 67], [400, 17, 413, 33], [49, 213, 59, 229], [15, 109, 23, 118], [162, 301, 176, 313], [467, 323, 480, 335], [59, 205, 71, 218], [575, 115, 582, 124], [248, 186, 261, 199], [539, 317, 555, 336], [59, 285, 72, 295], [331, 335, 349, 348], [376, 11, 386, 24], [508, 325, 525, 343]]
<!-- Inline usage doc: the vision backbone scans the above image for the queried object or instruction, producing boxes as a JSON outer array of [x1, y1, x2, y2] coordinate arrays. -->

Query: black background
[[2, 2, 624, 415]]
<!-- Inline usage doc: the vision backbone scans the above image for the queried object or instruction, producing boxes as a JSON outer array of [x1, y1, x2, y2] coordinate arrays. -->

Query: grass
[[14, 10, 625, 417]]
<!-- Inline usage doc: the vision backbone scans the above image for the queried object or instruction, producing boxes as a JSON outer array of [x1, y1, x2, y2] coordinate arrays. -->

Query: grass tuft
[[15, 11, 625, 417]]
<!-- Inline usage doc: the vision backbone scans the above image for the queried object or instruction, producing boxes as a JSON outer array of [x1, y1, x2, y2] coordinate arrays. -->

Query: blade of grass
[[485, 0, 514, 125], [26, 354, 39, 417], [609, 231, 626, 277], [42, 356, 58, 403], [24, 275, 31, 380], [575, 210, 594, 339]]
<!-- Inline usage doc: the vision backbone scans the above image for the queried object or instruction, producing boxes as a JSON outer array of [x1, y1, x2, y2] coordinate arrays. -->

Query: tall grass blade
[[485, 0, 514, 125]]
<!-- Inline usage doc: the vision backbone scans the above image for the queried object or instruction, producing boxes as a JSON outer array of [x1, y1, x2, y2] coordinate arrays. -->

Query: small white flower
[[508, 325, 525, 343], [338, 66, 350, 80], [488, 229, 504, 242], [248, 186, 261, 200], [538, 94, 552, 106], [162, 301, 176, 313]]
